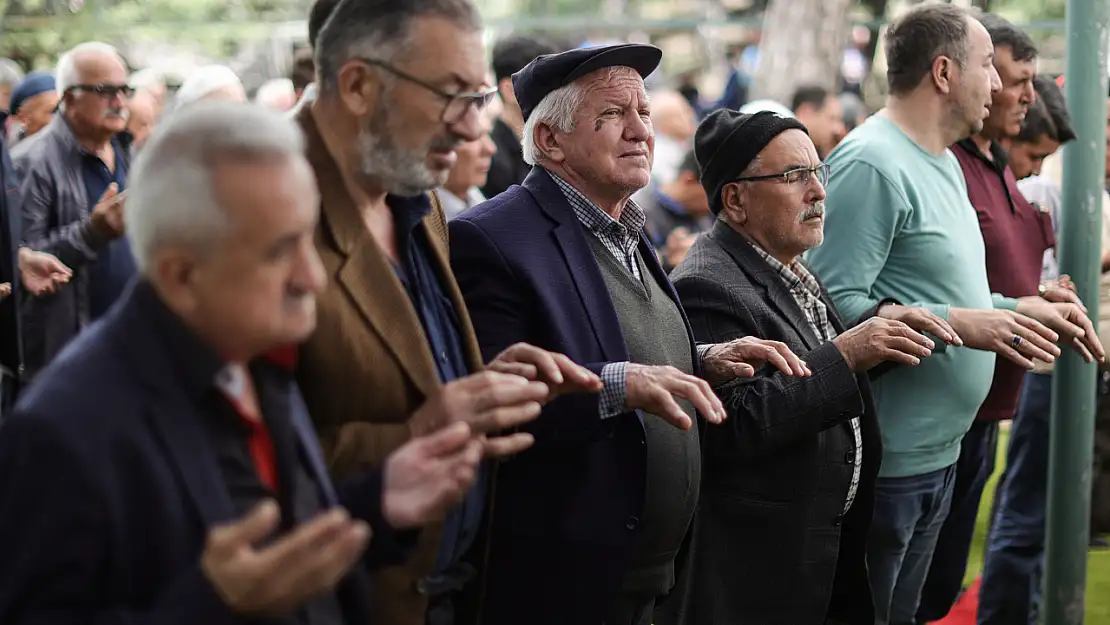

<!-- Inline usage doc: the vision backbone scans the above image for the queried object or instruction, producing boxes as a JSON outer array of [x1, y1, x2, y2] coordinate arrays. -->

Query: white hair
[[0, 59, 24, 88], [254, 78, 295, 109], [125, 102, 307, 275], [129, 68, 165, 91], [521, 66, 634, 166], [55, 42, 124, 96], [174, 65, 244, 109]]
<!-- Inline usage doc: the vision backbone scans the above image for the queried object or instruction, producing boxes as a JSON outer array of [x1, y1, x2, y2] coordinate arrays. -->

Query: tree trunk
[[750, 0, 854, 107]]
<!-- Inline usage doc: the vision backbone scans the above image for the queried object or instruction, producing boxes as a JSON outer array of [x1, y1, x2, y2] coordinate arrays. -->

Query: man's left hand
[[19, 249, 72, 297], [878, 304, 963, 346], [487, 343, 603, 399], [1016, 296, 1106, 364], [1040, 275, 1085, 311], [381, 422, 484, 529], [702, 336, 810, 386]]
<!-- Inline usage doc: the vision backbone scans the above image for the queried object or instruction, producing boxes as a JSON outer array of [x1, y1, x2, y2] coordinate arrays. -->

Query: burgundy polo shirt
[[953, 140, 1055, 421]]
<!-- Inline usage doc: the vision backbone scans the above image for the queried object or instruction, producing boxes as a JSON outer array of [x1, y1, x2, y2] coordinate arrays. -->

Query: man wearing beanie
[[664, 109, 951, 625], [804, 5, 1062, 623], [449, 44, 797, 625], [9, 72, 58, 143]]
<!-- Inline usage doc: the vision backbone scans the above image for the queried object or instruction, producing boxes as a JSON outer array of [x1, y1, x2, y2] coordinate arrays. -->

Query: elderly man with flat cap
[[661, 109, 963, 625], [449, 44, 805, 625]]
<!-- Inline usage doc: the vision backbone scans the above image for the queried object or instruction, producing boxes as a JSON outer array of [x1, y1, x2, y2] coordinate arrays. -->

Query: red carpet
[[931, 578, 981, 625]]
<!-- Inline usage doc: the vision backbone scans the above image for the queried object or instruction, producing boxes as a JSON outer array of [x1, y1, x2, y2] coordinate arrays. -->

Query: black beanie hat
[[694, 108, 808, 214]]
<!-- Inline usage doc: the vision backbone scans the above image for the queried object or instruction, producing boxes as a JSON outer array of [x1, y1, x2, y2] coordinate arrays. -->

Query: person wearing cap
[[663, 108, 951, 625], [449, 43, 798, 625], [803, 6, 1064, 623], [10, 71, 59, 143]]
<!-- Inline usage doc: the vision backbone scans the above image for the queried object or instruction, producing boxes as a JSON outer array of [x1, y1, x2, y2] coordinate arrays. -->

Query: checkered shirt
[[547, 170, 650, 419], [750, 244, 863, 514]]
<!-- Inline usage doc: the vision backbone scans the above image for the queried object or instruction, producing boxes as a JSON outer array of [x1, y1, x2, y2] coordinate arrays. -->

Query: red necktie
[[217, 365, 279, 492]]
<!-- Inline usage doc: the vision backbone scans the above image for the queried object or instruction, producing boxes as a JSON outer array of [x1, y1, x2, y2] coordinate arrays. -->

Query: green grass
[[964, 429, 1110, 623]]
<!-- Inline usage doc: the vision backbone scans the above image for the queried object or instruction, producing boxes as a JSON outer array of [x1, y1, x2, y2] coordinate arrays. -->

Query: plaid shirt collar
[[749, 242, 824, 302], [545, 169, 647, 246]]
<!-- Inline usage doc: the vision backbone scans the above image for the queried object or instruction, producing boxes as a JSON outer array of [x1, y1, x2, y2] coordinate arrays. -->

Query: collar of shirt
[[134, 280, 296, 401], [545, 168, 647, 246], [956, 138, 1009, 174], [748, 240, 824, 301]]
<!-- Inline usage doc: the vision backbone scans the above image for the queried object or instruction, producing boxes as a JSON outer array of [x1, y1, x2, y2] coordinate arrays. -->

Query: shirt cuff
[[598, 361, 628, 419], [696, 343, 714, 360]]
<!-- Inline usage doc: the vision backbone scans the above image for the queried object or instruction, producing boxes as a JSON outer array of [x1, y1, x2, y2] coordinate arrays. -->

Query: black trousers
[[604, 594, 655, 625]]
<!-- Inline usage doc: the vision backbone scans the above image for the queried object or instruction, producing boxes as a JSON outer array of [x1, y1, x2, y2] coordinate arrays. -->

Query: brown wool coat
[[294, 107, 487, 625]]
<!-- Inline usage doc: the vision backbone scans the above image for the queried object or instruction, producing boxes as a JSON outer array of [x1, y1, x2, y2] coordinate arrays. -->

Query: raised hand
[[201, 500, 370, 616], [625, 363, 727, 429], [89, 183, 127, 240], [1015, 297, 1105, 364], [877, 304, 962, 346], [18, 249, 72, 296], [949, 307, 1061, 370], [487, 342, 603, 398], [701, 336, 810, 385], [831, 317, 934, 372], [382, 422, 484, 528]]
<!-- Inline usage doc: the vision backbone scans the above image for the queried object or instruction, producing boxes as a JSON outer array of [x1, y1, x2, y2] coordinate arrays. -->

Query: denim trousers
[[917, 421, 1000, 622], [867, 464, 957, 625], [977, 373, 1052, 625]]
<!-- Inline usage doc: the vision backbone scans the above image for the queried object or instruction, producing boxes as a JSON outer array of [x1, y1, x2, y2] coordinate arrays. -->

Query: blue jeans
[[867, 465, 957, 625], [978, 372, 1052, 625], [917, 421, 1000, 621]]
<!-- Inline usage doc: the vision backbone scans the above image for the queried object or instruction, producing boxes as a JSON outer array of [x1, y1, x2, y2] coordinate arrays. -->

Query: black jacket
[[659, 221, 880, 625]]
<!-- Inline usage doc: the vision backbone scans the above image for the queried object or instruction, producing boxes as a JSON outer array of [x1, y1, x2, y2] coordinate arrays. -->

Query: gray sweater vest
[[585, 235, 701, 596]]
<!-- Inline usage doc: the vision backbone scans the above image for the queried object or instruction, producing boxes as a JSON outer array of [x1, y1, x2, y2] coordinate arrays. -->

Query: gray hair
[[56, 42, 125, 97], [0, 59, 24, 89], [522, 66, 629, 166], [314, 0, 482, 96], [125, 102, 308, 275]]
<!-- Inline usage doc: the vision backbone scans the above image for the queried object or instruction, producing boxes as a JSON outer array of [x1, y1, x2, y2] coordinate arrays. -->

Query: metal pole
[[1046, 0, 1109, 622]]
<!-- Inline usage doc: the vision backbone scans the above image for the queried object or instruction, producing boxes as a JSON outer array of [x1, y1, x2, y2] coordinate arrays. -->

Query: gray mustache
[[800, 202, 825, 221]]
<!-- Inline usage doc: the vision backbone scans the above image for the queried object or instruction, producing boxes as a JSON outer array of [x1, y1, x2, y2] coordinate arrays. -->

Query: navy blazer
[[0, 282, 412, 625], [449, 168, 699, 625]]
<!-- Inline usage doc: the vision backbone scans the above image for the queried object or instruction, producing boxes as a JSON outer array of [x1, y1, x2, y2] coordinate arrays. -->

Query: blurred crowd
[[0, 2, 1107, 625]]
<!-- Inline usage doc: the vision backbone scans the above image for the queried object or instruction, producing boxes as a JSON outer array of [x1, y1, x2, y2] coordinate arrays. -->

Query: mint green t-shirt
[[805, 114, 1014, 479]]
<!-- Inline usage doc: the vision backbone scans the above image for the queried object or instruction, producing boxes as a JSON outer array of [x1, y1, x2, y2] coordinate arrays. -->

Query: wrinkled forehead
[[577, 66, 648, 105], [757, 129, 820, 170]]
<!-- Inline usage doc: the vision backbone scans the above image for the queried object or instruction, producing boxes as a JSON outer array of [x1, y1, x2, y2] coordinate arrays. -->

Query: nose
[[624, 109, 652, 143], [989, 65, 1003, 93], [809, 176, 827, 202], [295, 238, 328, 296], [480, 134, 496, 158], [1022, 79, 1036, 104], [449, 102, 485, 143]]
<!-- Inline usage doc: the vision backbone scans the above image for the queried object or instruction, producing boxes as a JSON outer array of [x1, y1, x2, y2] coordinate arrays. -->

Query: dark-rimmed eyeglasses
[[356, 57, 497, 124], [66, 83, 135, 99], [733, 162, 831, 187]]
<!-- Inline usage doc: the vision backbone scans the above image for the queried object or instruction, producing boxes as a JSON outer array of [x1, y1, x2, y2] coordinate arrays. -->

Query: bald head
[[650, 90, 696, 142]]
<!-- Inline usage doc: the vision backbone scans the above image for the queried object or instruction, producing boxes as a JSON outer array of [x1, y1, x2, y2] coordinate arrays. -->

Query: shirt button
[[413, 578, 429, 595], [625, 516, 640, 530], [845, 452, 855, 464], [440, 352, 448, 363], [833, 514, 844, 527]]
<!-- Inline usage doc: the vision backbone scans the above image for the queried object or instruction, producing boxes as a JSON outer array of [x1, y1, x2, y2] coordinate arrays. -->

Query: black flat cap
[[512, 43, 662, 122], [695, 108, 808, 215]]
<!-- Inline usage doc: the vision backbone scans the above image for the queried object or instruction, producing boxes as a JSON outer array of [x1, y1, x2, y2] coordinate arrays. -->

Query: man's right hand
[[624, 364, 727, 429], [202, 500, 370, 616], [89, 183, 126, 240], [409, 371, 549, 457], [832, 317, 934, 372], [949, 307, 1061, 370]]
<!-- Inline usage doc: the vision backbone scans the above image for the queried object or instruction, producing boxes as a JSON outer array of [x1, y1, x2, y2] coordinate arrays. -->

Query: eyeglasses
[[733, 162, 831, 187], [66, 83, 135, 99], [356, 57, 498, 124]]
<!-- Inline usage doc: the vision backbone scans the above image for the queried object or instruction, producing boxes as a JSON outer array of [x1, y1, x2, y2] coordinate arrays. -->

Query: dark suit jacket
[[661, 221, 880, 625], [293, 108, 488, 625], [0, 125, 24, 383], [0, 282, 412, 625], [449, 168, 700, 625]]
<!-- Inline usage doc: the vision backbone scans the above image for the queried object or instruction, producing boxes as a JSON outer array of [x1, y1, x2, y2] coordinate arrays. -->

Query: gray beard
[[356, 103, 445, 197]]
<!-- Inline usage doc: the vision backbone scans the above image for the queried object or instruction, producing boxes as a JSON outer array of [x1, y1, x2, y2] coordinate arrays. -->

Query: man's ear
[[931, 56, 954, 95], [535, 122, 566, 164]]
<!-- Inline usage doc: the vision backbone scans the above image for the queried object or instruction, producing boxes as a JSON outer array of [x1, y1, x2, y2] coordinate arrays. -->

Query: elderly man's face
[[184, 155, 326, 355], [725, 129, 826, 263], [17, 91, 60, 137], [126, 91, 156, 149], [65, 51, 131, 137], [350, 16, 488, 196], [556, 67, 654, 194]]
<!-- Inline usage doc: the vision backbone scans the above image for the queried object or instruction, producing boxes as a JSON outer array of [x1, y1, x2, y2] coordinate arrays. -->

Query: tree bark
[[750, 0, 854, 107]]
